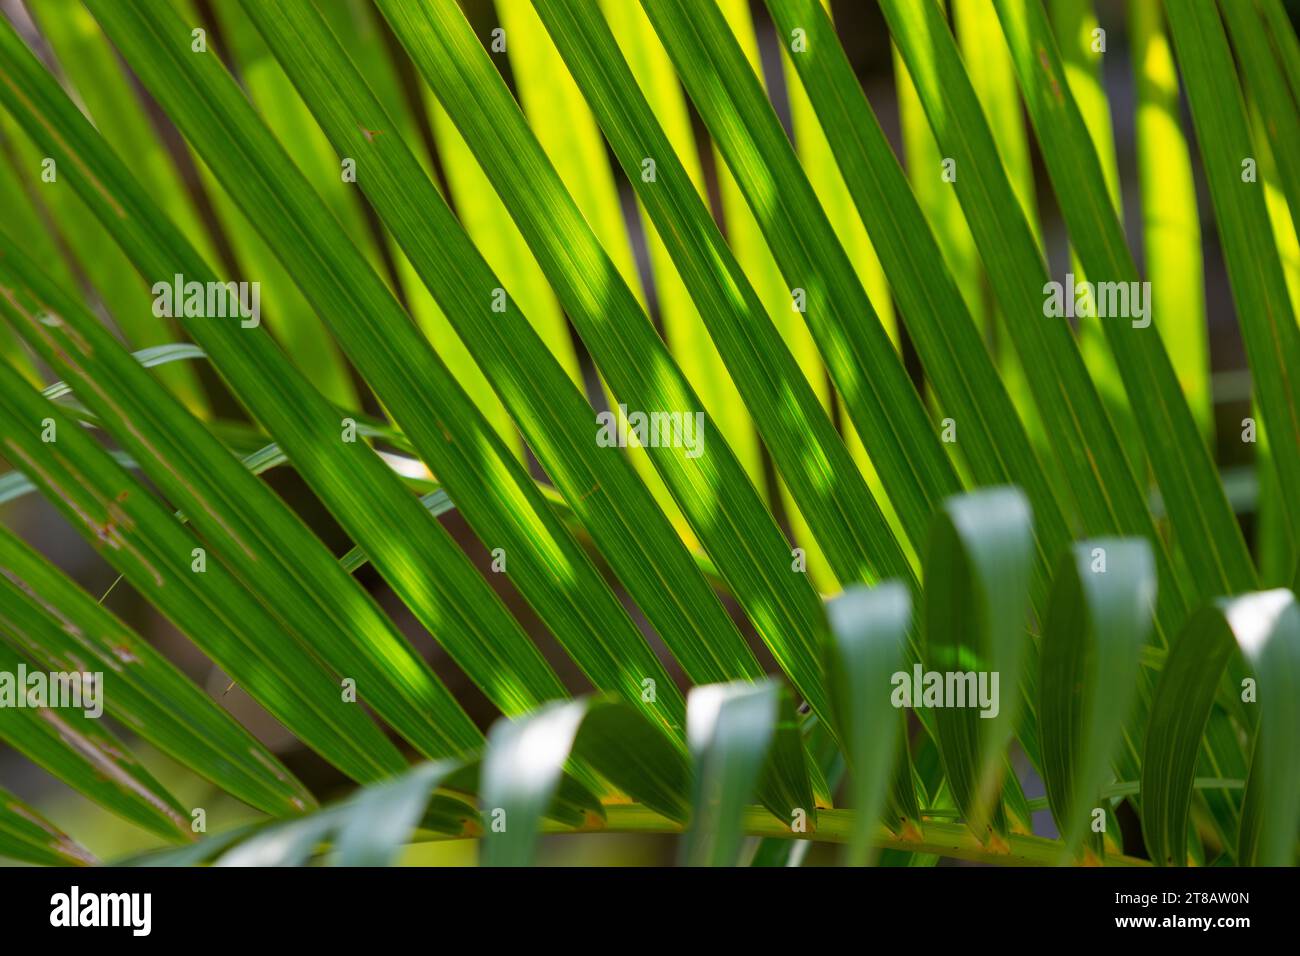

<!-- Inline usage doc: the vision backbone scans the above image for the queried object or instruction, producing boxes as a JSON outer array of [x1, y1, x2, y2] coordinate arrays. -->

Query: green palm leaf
[[235, 0, 765, 697], [923, 487, 1034, 843], [0, 642, 191, 842], [824, 582, 911, 864], [1142, 591, 1298, 866], [0, 233, 483, 760], [374, 0, 832, 727], [0, 786, 95, 866], [1039, 539, 1154, 860], [0, 0, 1296, 871], [0, 524, 314, 817]]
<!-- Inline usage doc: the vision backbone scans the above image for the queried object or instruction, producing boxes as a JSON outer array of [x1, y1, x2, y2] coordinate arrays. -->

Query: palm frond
[[0, 0, 1297, 870]]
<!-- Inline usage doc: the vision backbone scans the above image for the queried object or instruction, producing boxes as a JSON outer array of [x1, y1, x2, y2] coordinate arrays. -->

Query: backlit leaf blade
[[0, 105, 204, 412], [75, 0, 679, 733], [952, 0, 1048, 450], [533, 0, 914, 593], [1219, 0, 1300, 234], [881, 0, 1249, 846], [239, 0, 764, 704], [498, 0, 705, 547], [991, 0, 1261, 601], [598, 0, 768, 514], [878, 0, 1191, 646], [643, 0, 961, 560], [893, 31, 983, 331], [1047, 0, 1141, 474], [1130, 0, 1211, 441], [375, 0, 832, 727], [715, 0, 838, 591], [764, 0, 1072, 603]]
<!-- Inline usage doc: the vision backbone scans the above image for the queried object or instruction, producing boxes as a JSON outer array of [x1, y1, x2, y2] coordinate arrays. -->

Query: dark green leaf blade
[[684, 680, 779, 867], [923, 487, 1034, 843], [0, 231, 483, 761], [0, 785, 95, 866], [1234, 592, 1300, 866], [573, 699, 691, 823], [1039, 539, 1154, 859], [375, 0, 832, 728], [754, 688, 816, 834], [0, 643, 192, 842], [0, 360, 407, 783], [80, 0, 686, 735], [480, 701, 592, 867], [0, 524, 316, 816], [0, 9, 574, 732], [1142, 591, 1295, 866], [237, 0, 766, 697], [825, 581, 911, 864]]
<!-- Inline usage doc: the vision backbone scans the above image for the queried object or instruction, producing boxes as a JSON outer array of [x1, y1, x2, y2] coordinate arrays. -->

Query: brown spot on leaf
[[108, 644, 139, 665], [1038, 46, 1063, 102], [983, 829, 1012, 854], [896, 818, 924, 843]]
